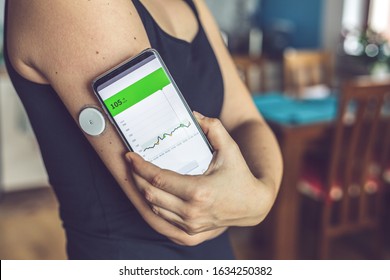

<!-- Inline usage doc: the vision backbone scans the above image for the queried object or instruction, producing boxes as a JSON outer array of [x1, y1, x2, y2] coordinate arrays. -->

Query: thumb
[[193, 111, 234, 151]]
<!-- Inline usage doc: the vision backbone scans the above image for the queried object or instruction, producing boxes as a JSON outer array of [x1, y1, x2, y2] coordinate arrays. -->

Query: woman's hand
[[126, 112, 277, 235]]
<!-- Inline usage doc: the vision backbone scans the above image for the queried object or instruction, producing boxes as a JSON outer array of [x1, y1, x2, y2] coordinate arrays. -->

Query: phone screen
[[94, 50, 213, 175]]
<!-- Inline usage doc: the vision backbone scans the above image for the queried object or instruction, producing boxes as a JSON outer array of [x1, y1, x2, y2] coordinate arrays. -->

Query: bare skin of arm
[[7, 0, 282, 244]]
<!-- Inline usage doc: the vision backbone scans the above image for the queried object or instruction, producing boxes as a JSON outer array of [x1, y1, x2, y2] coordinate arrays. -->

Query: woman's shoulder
[[6, 0, 149, 84]]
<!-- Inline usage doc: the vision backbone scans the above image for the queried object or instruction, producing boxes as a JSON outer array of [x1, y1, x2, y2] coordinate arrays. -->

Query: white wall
[[0, 74, 49, 192], [0, 0, 4, 24], [0, 0, 4, 48], [205, 0, 259, 34], [321, 0, 345, 51]]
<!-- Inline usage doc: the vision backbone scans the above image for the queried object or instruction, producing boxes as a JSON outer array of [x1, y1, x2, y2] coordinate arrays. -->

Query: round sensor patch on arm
[[79, 107, 106, 136]]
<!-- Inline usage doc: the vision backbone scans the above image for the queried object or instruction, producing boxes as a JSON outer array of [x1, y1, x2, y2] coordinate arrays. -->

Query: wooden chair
[[283, 49, 334, 98], [232, 55, 266, 93], [298, 76, 390, 259]]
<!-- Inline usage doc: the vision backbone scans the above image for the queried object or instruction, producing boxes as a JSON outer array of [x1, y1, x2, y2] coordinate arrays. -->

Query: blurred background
[[0, 0, 389, 260]]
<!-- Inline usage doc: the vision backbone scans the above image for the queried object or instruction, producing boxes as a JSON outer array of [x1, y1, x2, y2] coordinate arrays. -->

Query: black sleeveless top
[[4, 0, 234, 259]]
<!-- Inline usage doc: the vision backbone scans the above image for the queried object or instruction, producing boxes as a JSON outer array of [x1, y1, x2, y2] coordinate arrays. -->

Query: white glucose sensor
[[78, 107, 106, 136]]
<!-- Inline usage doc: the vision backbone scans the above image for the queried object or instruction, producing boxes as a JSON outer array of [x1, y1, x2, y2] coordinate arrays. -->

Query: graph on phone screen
[[142, 121, 191, 152], [97, 55, 213, 175]]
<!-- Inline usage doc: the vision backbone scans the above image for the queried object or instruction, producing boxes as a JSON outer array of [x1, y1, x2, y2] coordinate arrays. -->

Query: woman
[[4, 0, 282, 259]]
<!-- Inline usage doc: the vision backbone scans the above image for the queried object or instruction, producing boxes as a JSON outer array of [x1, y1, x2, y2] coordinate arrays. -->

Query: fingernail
[[194, 111, 205, 119]]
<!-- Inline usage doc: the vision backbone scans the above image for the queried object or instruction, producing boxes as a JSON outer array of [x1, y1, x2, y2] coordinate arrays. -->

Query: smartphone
[[92, 48, 213, 175]]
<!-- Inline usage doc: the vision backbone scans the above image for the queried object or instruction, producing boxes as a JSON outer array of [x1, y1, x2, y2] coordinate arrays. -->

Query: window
[[342, 0, 366, 31], [342, 0, 390, 40], [369, 0, 390, 40]]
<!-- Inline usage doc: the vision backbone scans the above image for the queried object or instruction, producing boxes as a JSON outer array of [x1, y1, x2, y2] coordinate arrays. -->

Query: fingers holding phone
[[126, 113, 266, 236]]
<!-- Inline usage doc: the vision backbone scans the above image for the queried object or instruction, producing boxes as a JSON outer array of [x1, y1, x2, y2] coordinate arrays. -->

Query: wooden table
[[252, 93, 339, 259], [262, 121, 333, 259]]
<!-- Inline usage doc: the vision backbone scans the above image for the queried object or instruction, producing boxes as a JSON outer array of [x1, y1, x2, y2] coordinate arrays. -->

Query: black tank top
[[4, 0, 233, 259]]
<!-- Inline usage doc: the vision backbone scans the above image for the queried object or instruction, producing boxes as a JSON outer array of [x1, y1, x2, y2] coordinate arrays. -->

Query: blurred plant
[[343, 28, 390, 75]]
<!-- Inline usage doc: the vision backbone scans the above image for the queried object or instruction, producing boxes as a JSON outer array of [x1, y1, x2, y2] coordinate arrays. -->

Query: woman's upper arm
[[193, 0, 264, 132]]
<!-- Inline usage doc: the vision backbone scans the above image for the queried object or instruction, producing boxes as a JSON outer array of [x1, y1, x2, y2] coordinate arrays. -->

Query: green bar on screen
[[104, 68, 170, 117]]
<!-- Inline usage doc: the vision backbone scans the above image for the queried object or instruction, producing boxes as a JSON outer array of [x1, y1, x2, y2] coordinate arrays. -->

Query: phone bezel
[[91, 48, 213, 156]]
